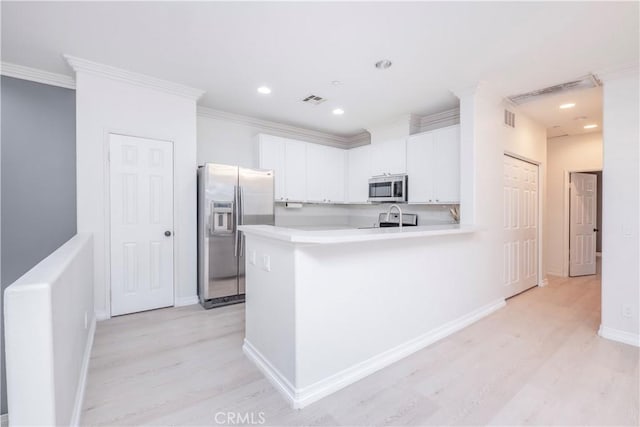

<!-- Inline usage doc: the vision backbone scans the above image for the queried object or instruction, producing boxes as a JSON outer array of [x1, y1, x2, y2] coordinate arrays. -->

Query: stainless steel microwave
[[368, 174, 408, 203]]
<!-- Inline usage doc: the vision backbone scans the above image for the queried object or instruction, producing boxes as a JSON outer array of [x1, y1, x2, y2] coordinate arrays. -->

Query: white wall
[[74, 66, 200, 318], [458, 83, 547, 290], [4, 233, 94, 426], [546, 133, 603, 276], [599, 71, 639, 345], [197, 110, 352, 168]]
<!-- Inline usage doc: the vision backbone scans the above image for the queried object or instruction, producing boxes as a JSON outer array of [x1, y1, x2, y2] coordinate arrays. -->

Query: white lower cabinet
[[258, 134, 307, 202], [406, 125, 460, 204], [346, 145, 371, 203], [306, 143, 345, 203]]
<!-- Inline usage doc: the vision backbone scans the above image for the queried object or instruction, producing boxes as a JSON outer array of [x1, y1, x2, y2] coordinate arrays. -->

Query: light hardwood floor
[[82, 268, 639, 426]]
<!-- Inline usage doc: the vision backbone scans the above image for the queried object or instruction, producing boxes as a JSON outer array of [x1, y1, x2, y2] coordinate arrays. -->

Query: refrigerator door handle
[[239, 186, 245, 257], [233, 185, 239, 257]]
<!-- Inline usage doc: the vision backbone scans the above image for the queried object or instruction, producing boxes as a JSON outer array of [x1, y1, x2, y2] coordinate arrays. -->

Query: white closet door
[[503, 155, 539, 298], [569, 172, 598, 276], [110, 134, 174, 316]]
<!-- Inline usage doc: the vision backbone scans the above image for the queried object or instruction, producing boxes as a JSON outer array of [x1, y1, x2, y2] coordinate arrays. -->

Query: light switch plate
[[262, 255, 271, 272], [249, 250, 256, 266]]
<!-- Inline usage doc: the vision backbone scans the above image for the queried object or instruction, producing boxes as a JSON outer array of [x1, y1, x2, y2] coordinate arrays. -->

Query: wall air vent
[[508, 74, 601, 105], [302, 94, 326, 105], [504, 109, 516, 128]]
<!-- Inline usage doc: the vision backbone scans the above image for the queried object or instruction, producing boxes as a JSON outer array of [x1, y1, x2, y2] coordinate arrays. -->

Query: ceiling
[[517, 86, 603, 138], [1, 2, 637, 137]]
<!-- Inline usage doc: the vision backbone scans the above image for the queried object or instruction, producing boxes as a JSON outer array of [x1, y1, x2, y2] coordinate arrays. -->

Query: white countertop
[[239, 223, 478, 244]]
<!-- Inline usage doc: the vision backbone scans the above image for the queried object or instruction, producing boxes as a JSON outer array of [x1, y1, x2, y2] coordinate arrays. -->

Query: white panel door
[[503, 155, 538, 298], [110, 134, 174, 316], [570, 173, 598, 276]]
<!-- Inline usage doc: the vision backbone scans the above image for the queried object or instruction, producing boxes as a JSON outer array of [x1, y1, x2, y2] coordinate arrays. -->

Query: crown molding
[[418, 108, 460, 132], [197, 106, 369, 148], [64, 55, 204, 100], [595, 61, 639, 83], [1, 62, 76, 89]]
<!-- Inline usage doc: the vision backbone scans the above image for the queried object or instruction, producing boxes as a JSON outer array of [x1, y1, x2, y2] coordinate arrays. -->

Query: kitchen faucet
[[386, 204, 403, 229]]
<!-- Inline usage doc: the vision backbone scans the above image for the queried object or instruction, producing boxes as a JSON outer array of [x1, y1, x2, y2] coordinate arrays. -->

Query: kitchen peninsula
[[239, 223, 505, 408]]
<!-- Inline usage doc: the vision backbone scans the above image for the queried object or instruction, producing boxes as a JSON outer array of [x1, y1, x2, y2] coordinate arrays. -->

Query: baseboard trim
[[95, 309, 109, 321], [539, 277, 549, 287], [244, 298, 506, 408], [70, 315, 96, 426], [598, 325, 640, 347], [242, 341, 298, 407], [175, 295, 199, 307]]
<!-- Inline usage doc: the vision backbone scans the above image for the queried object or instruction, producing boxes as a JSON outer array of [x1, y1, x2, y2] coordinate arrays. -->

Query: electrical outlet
[[249, 250, 257, 266], [262, 255, 271, 272], [622, 304, 633, 318]]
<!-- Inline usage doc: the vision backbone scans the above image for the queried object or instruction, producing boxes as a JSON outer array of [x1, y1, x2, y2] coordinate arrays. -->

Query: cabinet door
[[305, 143, 327, 202], [406, 132, 434, 203], [258, 135, 285, 201], [325, 147, 346, 203], [433, 125, 460, 203], [284, 140, 307, 202], [347, 145, 372, 203], [370, 139, 406, 176]]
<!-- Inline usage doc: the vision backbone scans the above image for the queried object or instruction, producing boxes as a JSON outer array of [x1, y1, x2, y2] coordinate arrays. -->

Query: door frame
[[503, 151, 545, 288], [103, 130, 177, 318], [562, 169, 602, 277]]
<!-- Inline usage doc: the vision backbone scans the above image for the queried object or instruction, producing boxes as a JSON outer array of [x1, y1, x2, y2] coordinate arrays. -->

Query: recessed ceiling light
[[257, 86, 271, 95], [584, 124, 598, 129], [375, 59, 392, 70], [332, 108, 344, 115], [559, 103, 576, 109]]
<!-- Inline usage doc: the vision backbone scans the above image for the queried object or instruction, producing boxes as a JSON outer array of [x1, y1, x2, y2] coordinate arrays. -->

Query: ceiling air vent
[[508, 74, 601, 105], [504, 109, 516, 128], [301, 94, 326, 105]]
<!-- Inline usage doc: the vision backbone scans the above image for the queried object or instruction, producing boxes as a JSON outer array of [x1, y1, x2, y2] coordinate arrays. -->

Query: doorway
[[569, 171, 602, 277], [503, 154, 540, 298], [109, 134, 175, 316]]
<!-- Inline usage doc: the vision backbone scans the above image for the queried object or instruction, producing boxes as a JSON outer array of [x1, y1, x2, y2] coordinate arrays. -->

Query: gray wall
[[0, 76, 76, 414]]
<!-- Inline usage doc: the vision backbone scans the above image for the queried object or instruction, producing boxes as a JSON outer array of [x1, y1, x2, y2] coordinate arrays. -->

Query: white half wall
[[72, 60, 201, 318], [546, 133, 603, 277], [4, 233, 94, 426], [599, 69, 639, 345]]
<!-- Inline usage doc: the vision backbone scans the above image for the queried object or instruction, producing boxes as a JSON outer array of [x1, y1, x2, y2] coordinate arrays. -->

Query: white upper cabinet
[[306, 143, 345, 203], [406, 124, 460, 204], [284, 139, 307, 202], [258, 134, 307, 202], [370, 138, 406, 176], [406, 131, 434, 203], [432, 125, 460, 203], [346, 145, 372, 203], [258, 134, 285, 200]]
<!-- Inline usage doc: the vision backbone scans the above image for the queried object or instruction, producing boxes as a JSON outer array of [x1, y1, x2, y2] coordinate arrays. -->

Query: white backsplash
[[275, 203, 459, 228]]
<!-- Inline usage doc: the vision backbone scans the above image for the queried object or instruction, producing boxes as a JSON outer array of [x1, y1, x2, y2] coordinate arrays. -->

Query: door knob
[[593, 228, 599, 232], [165, 231, 172, 237]]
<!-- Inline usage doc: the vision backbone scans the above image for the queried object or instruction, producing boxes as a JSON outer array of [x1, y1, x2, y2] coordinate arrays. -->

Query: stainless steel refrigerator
[[197, 163, 274, 308]]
